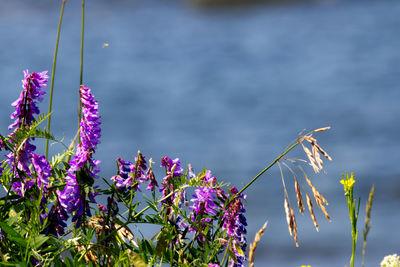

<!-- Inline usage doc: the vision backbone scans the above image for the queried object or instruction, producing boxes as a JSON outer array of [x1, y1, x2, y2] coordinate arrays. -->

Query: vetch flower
[[111, 157, 136, 190], [57, 85, 101, 227], [222, 187, 247, 267], [161, 156, 183, 178], [30, 153, 52, 193], [159, 156, 183, 203], [42, 203, 68, 236], [146, 159, 158, 191], [189, 186, 217, 233], [8, 70, 48, 130], [111, 151, 148, 191], [5, 70, 48, 196]]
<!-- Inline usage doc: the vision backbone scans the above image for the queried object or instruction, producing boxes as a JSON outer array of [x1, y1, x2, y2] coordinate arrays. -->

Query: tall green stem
[[45, 0, 66, 159], [78, 0, 85, 127], [236, 140, 299, 197]]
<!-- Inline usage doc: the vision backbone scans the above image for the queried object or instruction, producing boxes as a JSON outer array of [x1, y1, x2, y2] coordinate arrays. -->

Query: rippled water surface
[[1, 0, 400, 266]]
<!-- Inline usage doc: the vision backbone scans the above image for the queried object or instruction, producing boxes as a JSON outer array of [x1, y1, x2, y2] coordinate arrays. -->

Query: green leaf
[[0, 221, 22, 238], [155, 229, 169, 256], [63, 256, 74, 267], [29, 234, 49, 250], [233, 242, 245, 257], [129, 253, 148, 267]]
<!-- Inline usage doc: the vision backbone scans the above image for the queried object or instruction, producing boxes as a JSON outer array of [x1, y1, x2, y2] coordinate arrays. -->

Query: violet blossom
[[57, 85, 101, 228], [5, 70, 48, 195], [189, 187, 217, 227], [161, 156, 183, 178], [188, 170, 219, 239], [8, 70, 48, 130], [146, 164, 158, 191], [159, 157, 183, 204], [111, 151, 148, 191], [30, 153, 52, 193], [222, 187, 247, 267], [42, 204, 68, 236]]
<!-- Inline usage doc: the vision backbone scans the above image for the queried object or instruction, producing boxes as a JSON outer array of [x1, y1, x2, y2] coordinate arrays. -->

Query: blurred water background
[[1, 0, 400, 266]]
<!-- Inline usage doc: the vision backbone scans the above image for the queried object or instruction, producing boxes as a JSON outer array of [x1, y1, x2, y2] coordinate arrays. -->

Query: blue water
[[1, 0, 400, 266]]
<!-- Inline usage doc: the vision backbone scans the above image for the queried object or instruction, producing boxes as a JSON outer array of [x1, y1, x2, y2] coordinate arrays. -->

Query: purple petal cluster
[[187, 170, 220, 240], [161, 156, 183, 178], [79, 85, 101, 159], [146, 165, 158, 191], [111, 152, 148, 191], [159, 157, 183, 204], [8, 70, 48, 130], [5, 70, 48, 195], [43, 204, 68, 236], [190, 187, 217, 224], [57, 85, 101, 228], [30, 153, 52, 193], [5, 137, 36, 173], [111, 157, 136, 190], [222, 187, 247, 267]]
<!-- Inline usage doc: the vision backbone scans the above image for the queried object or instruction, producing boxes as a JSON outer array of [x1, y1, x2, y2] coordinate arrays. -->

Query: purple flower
[[222, 187, 247, 267], [188, 163, 196, 179], [161, 156, 183, 178], [0, 136, 5, 151], [189, 186, 217, 233], [111, 157, 135, 190], [30, 153, 51, 193], [57, 85, 101, 227], [42, 204, 68, 236], [9, 70, 48, 130], [159, 156, 183, 201], [146, 165, 158, 191], [202, 170, 217, 185], [79, 85, 101, 155], [6, 139, 37, 196], [190, 187, 217, 217], [111, 152, 147, 191], [5, 70, 48, 195]]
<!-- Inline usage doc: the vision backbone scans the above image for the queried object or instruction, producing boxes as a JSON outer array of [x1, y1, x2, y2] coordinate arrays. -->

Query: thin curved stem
[[45, 0, 66, 159], [236, 140, 300, 197], [78, 0, 85, 130]]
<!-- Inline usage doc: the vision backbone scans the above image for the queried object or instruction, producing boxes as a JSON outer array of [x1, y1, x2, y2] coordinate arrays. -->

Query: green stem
[[236, 140, 300, 197], [78, 0, 85, 127], [45, 0, 66, 159], [212, 137, 302, 242]]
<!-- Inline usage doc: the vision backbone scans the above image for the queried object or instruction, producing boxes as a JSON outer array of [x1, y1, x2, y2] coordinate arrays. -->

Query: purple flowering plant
[[0, 2, 336, 267]]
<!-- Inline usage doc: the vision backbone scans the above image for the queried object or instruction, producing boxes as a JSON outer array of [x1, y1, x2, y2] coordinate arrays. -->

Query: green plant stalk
[[78, 0, 85, 136], [346, 189, 360, 267], [45, 0, 66, 159], [211, 137, 302, 243], [236, 141, 299, 197], [221, 241, 230, 267]]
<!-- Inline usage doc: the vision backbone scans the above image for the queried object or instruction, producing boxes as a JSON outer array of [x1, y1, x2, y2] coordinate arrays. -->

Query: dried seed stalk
[[249, 221, 268, 267], [313, 126, 331, 132], [284, 197, 292, 236], [294, 178, 304, 214], [313, 142, 332, 161], [301, 130, 332, 173], [306, 193, 319, 232], [301, 143, 319, 173], [304, 174, 328, 206], [290, 208, 299, 247]]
